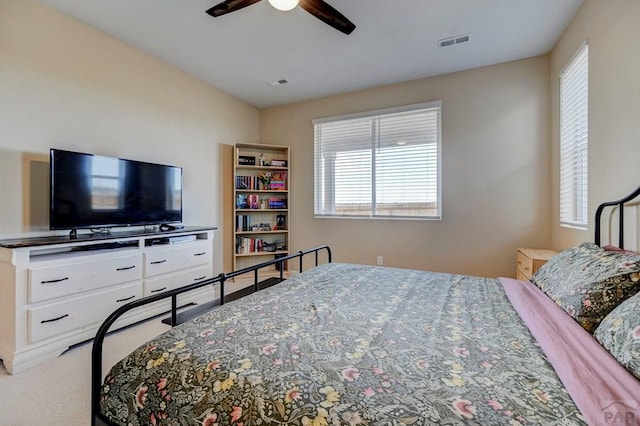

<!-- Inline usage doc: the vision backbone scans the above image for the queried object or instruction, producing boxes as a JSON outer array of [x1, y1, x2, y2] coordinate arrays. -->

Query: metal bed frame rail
[[594, 185, 640, 249], [91, 245, 331, 426]]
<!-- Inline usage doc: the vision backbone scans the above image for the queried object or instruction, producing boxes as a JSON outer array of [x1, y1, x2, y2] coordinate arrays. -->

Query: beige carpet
[[0, 319, 170, 426]]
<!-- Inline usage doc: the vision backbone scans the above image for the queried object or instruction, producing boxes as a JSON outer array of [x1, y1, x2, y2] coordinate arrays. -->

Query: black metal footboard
[[91, 245, 331, 426]]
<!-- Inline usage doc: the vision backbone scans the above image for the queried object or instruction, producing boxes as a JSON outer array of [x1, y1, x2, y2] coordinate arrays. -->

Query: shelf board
[[160, 276, 286, 325], [236, 250, 288, 257], [235, 209, 288, 212], [235, 230, 288, 235], [235, 165, 288, 171], [235, 189, 288, 193], [232, 271, 289, 284]]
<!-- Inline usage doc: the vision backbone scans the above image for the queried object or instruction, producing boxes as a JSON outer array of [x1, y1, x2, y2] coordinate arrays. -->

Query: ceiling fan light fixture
[[267, 0, 300, 11]]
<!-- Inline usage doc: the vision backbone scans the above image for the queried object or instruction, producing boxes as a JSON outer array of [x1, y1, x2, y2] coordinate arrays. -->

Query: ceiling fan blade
[[299, 0, 356, 35], [206, 0, 262, 17]]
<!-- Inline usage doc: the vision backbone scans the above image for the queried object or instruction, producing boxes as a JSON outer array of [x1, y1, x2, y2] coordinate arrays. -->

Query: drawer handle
[[116, 295, 136, 303], [41, 314, 69, 324], [41, 277, 69, 284], [150, 287, 167, 294], [150, 260, 167, 265], [116, 265, 136, 271], [194, 252, 206, 257], [194, 276, 206, 281]]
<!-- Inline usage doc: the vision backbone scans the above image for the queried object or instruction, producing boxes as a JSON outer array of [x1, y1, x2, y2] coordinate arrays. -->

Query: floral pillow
[[594, 292, 640, 380], [530, 242, 640, 332]]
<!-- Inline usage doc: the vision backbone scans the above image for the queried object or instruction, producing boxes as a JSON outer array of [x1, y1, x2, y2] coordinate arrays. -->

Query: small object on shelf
[[259, 223, 272, 231], [275, 214, 286, 230], [258, 172, 272, 190], [263, 240, 283, 252], [238, 155, 256, 166], [271, 159, 287, 167], [258, 153, 266, 166], [275, 253, 288, 271]]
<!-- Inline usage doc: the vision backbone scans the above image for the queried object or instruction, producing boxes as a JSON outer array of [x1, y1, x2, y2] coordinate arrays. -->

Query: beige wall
[[0, 0, 260, 273], [261, 56, 551, 278], [550, 0, 640, 250], [10, 0, 632, 277]]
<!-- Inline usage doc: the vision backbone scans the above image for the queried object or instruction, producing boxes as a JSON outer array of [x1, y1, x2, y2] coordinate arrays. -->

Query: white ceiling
[[40, 0, 583, 109]]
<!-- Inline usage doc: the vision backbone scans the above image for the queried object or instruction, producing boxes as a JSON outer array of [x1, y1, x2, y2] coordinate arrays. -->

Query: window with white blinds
[[560, 44, 588, 229], [313, 102, 441, 219]]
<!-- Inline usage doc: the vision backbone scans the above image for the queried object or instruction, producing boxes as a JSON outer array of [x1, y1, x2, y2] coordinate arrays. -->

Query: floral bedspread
[[100, 263, 585, 425]]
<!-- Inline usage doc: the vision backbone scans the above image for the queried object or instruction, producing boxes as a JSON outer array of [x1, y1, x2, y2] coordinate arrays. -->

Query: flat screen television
[[50, 149, 183, 231]]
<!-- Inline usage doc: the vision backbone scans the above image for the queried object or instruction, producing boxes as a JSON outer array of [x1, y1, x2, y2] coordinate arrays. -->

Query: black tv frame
[[49, 149, 183, 237]]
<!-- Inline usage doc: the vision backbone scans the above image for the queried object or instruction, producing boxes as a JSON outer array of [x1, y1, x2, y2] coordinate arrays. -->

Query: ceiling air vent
[[268, 79, 289, 86], [438, 33, 471, 48]]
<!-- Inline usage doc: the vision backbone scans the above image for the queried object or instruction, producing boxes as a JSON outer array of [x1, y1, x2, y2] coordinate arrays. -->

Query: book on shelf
[[248, 194, 260, 209], [235, 236, 266, 254], [236, 194, 248, 209], [269, 197, 287, 209], [269, 171, 287, 190], [236, 175, 258, 190], [236, 214, 250, 232]]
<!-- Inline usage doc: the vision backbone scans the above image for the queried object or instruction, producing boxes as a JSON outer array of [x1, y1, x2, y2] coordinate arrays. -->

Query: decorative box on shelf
[[238, 155, 256, 166]]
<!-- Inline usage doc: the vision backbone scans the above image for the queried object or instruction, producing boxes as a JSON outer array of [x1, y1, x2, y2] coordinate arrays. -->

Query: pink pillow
[[602, 245, 640, 256]]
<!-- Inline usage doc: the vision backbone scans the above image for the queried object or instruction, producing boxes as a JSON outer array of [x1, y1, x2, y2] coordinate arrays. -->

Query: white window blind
[[314, 102, 441, 219], [560, 43, 588, 228]]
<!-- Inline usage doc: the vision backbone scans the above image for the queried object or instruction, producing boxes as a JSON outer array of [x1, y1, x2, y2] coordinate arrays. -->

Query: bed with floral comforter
[[100, 263, 586, 425]]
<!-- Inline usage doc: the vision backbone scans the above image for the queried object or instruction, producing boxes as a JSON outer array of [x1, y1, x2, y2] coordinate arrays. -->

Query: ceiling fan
[[206, 0, 356, 35]]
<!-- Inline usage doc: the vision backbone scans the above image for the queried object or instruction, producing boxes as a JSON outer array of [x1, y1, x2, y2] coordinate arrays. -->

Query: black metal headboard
[[594, 185, 640, 249]]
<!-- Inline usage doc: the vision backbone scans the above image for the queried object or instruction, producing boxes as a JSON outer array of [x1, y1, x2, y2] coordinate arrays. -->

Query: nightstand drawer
[[517, 252, 534, 278], [516, 248, 557, 281]]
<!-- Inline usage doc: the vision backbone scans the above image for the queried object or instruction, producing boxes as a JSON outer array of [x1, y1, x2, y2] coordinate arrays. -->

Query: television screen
[[50, 149, 183, 230]]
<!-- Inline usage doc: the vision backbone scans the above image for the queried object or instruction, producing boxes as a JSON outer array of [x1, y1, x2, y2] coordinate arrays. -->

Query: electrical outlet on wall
[[376, 256, 383, 266]]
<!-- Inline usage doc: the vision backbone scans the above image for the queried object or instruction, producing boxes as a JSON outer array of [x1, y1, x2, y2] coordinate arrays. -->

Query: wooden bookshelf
[[233, 143, 290, 282]]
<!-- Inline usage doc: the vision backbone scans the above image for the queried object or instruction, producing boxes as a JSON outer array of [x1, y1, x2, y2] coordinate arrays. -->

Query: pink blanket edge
[[499, 277, 640, 425]]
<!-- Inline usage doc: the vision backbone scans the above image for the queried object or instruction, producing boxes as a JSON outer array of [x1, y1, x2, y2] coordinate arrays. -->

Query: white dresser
[[0, 227, 216, 374]]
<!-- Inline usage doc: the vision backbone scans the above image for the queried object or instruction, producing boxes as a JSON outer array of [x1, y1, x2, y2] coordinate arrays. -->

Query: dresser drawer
[[144, 266, 211, 296], [28, 281, 142, 343], [29, 254, 142, 303], [144, 242, 211, 277]]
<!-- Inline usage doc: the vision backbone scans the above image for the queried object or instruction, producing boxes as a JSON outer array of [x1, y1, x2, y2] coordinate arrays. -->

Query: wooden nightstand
[[516, 248, 557, 281]]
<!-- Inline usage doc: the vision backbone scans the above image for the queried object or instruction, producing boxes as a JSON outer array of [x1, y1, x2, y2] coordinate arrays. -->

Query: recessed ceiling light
[[396, 139, 407, 145]]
